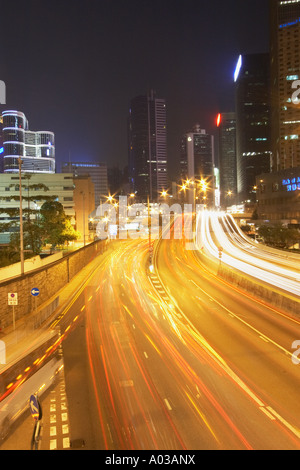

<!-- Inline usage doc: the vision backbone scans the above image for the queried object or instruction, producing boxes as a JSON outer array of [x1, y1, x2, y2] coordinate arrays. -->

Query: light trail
[[196, 211, 300, 297]]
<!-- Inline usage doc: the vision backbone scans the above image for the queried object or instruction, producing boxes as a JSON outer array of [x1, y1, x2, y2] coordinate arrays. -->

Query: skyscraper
[[180, 124, 215, 207], [0, 110, 55, 174], [217, 112, 237, 207], [128, 90, 168, 201], [61, 161, 108, 210], [270, 0, 300, 171], [234, 54, 271, 203]]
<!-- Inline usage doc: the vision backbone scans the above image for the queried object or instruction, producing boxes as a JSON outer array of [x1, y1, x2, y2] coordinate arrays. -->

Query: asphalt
[[0, 240, 115, 371]]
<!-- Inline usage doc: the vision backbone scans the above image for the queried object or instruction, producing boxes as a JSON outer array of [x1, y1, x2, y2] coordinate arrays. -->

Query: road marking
[[44, 372, 71, 450], [119, 380, 134, 387], [267, 406, 300, 439], [154, 237, 300, 441], [259, 335, 269, 343], [259, 406, 275, 421], [185, 390, 219, 443], [164, 398, 172, 411], [190, 280, 293, 360], [145, 333, 162, 356]]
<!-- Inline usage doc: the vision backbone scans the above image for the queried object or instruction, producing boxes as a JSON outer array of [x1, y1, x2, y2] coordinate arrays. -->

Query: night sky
[[0, 0, 269, 180]]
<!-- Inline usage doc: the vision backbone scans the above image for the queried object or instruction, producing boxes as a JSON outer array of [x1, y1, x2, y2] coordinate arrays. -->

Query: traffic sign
[[8, 293, 18, 305], [31, 288, 40, 297], [29, 394, 42, 421]]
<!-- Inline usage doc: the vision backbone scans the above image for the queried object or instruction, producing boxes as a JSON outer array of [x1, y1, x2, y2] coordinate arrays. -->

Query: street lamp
[[181, 178, 197, 213], [80, 191, 86, 246], [18, 157, 24, 275]]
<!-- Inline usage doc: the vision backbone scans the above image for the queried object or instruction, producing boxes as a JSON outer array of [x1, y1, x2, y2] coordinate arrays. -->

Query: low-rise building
[[0, 173, 75, 244], [256, 167, 300, 226]]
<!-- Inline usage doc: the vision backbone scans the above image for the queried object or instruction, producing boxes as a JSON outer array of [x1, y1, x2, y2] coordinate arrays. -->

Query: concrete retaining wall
[[0, 239, 109, 330], [196, 250, 300, 317]]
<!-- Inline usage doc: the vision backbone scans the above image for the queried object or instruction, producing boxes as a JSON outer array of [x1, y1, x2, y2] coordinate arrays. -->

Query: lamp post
[[18, 157, 24, 275], [147, 195, 153, 269], [80, 191, 86, 246]]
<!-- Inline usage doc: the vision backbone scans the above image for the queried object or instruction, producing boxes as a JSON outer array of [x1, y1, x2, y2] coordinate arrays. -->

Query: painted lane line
[[190, 279, 293, 360], [267, 406, 300, 439], [164, 398, 172, 411], [259, 335, 269, 343], [259, 406, 276, 421]]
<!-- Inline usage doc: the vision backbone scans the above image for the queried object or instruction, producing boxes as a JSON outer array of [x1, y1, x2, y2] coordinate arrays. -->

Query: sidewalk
[[0, 240, 116, 371]]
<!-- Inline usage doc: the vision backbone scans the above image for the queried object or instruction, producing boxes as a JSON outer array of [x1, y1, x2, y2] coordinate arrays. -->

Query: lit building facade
[[0, 173, 75, 244], [234, 54, 271, 203], [0, 110, 55, 174], [270, 0, 300, 171], [180, 124, 215, 207], [73, 175, 95, 244], [128, 90, 168, 201], [217, 112, 237, 207], [61, 161, 108, 210], [256, 166, 300, 225]]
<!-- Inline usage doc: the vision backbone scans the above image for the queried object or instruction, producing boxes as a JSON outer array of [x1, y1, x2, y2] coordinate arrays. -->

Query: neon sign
[[282, 177, 300, 192], [279, 18, 300, 29], [234, 55, 242, 82]]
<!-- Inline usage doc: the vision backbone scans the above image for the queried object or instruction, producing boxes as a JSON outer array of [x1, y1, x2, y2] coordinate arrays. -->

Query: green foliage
[[40, 200, 79, 248], [258, 224, 299, 249], [240, 224, 252, 234]]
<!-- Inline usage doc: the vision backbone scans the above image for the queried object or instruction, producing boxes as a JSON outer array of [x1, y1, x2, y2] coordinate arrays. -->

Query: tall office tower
[[217, 112, 237, 207], [0, 110, 55, 173], [270, 0, 300, 171], [234, 54, 271, 203], [128, 90, 168, 201], [61, 161, 108, 210], [180, 124, 215, 207]]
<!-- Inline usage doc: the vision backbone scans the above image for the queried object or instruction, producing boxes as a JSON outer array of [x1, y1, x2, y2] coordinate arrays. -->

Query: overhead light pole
[[81, 191, 86, 246], [18, 157, 24, 275]]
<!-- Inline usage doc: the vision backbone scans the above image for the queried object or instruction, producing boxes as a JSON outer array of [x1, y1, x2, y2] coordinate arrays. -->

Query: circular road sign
[[31, 288, 40, 297]]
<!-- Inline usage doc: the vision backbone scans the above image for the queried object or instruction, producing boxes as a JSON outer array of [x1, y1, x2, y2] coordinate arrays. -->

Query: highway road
[[1, 225, 300, 450], [59, 233, 300, 450]]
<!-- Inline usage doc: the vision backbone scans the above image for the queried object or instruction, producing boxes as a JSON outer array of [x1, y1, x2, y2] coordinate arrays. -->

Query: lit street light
[[18, 157, 24, 275]]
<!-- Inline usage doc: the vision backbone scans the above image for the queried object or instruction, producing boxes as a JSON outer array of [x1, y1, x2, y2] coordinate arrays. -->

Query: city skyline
[[1, 0, 300, 453], [0, 0, 269, 180]]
